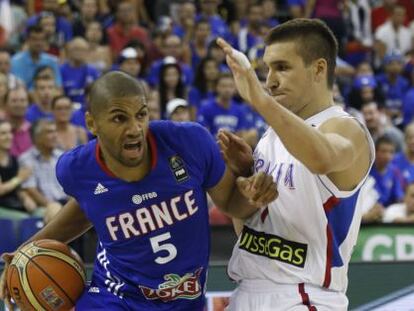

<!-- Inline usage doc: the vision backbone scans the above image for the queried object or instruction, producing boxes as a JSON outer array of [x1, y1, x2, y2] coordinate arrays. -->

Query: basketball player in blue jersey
[[0, 71, 278, 311]]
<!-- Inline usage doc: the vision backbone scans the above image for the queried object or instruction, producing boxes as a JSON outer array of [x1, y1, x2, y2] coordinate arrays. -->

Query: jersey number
[[150, 232, 177, 264]]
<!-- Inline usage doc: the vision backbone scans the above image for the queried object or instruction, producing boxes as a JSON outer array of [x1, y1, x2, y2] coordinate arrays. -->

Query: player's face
[[92, 96, 149, 168], [263, 41, 315, 115]]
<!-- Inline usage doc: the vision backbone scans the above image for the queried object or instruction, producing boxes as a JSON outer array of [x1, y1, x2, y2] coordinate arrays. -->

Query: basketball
[[6, 239, 86, 311]]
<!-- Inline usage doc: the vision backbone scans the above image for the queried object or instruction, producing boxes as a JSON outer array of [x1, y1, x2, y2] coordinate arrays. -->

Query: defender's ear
[[85, 111, 97, 136]]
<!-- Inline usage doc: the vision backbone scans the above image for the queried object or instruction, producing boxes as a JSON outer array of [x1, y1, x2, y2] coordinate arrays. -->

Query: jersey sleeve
[[181, 123, 225, 189], [55, 151, 77, 198]]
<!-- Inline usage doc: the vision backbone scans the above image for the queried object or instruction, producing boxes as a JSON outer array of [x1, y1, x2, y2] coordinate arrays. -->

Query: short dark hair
[[375, 135, 395, 150], [51, 95, 71, 109], [26, 24, 44, 37], [30, 118, 55, 141], [88, 71, 146, 115], [264, 18, 338, 89]]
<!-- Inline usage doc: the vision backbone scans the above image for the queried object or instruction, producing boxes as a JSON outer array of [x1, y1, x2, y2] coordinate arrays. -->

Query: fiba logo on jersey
[[132, 192, 158, 205]]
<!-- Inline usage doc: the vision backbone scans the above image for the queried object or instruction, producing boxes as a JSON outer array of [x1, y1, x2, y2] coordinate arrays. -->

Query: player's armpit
[[319, 117, 372, 190]]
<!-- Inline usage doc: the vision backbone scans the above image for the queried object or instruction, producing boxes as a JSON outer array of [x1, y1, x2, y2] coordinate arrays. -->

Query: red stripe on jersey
[[95, 130, 158, 177], [323, 196, 340, 212], [322, 196, 339, 289], [298, 283, 318, 311], [261, 207, 269, 222], [323, 225, 333, 288]]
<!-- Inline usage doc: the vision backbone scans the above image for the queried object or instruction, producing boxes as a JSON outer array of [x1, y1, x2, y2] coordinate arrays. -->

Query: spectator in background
[[383, 183, 414, 223], [148, 90, 161, 121], [158, 58, 187, 117], [117, 47, 142, 79], [371, 0, 411, 32], [172, 2, 197, 41], [0, 49, 24, 89], [165, 98, 191, 122], [374, 5, 412, 60], [84, 21, 112, 73], [25, 0, 73, 44], [362, 101, 404, 152], [261, 0, 280, 28], [38, 11, 63, 56], [189, 18, 212, 72], [10, 25, 62, 89], [288, 0, 306, 19], [147, 35, 193, 87], [5, 86, 33, 157], [235, 4, 265, 53], [360, 176, 384, 224], [370, 135, 404, 207], [72, 0, 99, 38], [51, 95, 87, 151], [392, 123, 414, 186], [376, 52, 410, 123], [197, 73, 248, 138], [402, 68, 414, 126], [348, 75, 385, 110], [188, 57, 219, 120], [208, 40, 230, 73], [0, 73, 8, 119], [19, 119, 67, 223], [106, 1, 150, 59], [0, 119, 36, 218], [197, 0, 230, 40], [60, 37, 100, 106], [26, 75, 56, 123]]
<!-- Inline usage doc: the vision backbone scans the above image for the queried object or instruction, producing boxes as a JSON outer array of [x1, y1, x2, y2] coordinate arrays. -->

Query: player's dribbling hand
[[237, 172, 278, 208], [216, 38, 267, 106], [217, 130, 253, 177], [0, 252, 15, 310]]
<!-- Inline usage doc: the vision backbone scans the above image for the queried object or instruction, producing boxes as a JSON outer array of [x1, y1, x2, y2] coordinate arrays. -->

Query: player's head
[[85, 71, 149, 168], [263, 18, 337, 113]]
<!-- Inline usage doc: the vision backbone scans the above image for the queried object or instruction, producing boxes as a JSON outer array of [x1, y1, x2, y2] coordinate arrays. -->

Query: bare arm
[[25, 187, 50, 207]]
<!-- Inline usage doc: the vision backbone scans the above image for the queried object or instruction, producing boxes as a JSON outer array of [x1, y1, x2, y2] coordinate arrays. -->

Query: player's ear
[[313, 58, 327, 84], [85, 111, 97, 136]]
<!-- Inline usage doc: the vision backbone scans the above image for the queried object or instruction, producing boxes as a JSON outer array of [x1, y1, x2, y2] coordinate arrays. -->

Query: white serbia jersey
[[228, 105, 375, 292]]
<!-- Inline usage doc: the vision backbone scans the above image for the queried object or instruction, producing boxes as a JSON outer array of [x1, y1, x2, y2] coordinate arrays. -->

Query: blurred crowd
[[0, 0, 413, 227]]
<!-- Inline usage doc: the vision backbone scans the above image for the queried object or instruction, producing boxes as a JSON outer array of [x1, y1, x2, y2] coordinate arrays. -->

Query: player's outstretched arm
[[0, 198, 91, 308], [216, 38, 371, 182]]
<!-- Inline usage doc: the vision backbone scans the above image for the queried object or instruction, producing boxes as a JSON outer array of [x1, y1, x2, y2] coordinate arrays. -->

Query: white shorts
[[226, 279, 348, 311]]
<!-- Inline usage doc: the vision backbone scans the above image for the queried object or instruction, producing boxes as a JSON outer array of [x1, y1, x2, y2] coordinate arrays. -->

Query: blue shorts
[[75, 285, 205, 311]]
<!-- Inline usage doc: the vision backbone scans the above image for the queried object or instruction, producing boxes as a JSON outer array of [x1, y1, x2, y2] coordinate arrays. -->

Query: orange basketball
[[6, 239, 86, 311]]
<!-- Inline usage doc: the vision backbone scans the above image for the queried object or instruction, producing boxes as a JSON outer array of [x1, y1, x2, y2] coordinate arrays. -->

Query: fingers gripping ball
[[7, 240, 86, 310]]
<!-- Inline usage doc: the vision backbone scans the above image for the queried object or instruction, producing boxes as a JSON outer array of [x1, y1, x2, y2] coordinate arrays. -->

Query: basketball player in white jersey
[[216, 19, 375, 310]]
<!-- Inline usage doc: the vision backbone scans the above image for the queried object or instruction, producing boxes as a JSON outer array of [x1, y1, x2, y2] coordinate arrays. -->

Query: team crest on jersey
[[169, 155, 189, 182], [139, 268, 202, 302]]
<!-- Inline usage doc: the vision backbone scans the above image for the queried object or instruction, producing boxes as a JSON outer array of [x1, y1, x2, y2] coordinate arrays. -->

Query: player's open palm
[[216, 38, 266, 105], [217, 130, 253, 177], [0, 252, 15, 310], [237, 172, 278, 208]]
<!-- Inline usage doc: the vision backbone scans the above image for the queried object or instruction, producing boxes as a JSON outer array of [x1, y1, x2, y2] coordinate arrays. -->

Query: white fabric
[[375, 21, 412, 55], [383, 203, 406, 223]]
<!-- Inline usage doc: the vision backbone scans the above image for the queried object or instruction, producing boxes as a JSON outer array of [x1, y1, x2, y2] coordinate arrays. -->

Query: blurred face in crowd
[[0, 74, 8, 101], [6, 87, 29, 118], [43, 0, 58, 12], [163, 36, 182, 59], [120, 58, 141, 77], [0, 122, 13, 152], [216, 76, 236, 101], [86, 22, 103, 44], [391, 6, 406, 26], [0, 51, 11, 74], [117, 2, 136, 25], [35, 121, 58, 151], [81, 0, 98, 20], [360, 86, 375, 103], [362, 103, 380, 131], [53, 97, 73, 123], [147, 90, 161, 121], [375, 142, 395, 168], [248, 5, 263, 29], [180, 3, 196, 21], [67, 38, 89, 65], [204, 59, 219, 82], [39, 15, 56, 36], [35, 79, 55, 106], [385, 60, 403, 76], [194, 22, 211, 42], [356, 62, 374, 76], [262, 0, 277, 19], [28, 31, 47, 55], [171, 106, 190, 122], [405, 184, 414, 215], [405, 124, 414, 154], [163, 66, 180, 89], [200, 0, 218, 15]]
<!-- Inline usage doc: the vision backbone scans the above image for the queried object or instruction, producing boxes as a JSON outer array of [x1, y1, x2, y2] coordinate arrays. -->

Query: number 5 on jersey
[[150, 232, 177, 264]]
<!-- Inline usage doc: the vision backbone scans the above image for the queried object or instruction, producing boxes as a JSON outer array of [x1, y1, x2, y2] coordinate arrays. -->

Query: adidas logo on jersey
[[94, 183, 108, 195]]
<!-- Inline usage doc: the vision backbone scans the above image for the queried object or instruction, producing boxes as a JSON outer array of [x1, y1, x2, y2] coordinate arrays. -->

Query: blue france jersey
[[56, 121, 225, 310]]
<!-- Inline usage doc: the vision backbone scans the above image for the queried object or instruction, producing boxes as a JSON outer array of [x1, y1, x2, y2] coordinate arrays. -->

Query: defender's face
[[89, 96, 150, 168], [263, 42, 313, 114]]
